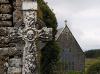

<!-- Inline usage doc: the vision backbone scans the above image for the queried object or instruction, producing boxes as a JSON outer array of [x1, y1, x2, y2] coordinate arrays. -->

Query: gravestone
[[0, 0, 52, 74]]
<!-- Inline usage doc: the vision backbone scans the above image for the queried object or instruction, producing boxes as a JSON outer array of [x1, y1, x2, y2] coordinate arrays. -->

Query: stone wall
[[0, 0, 13, 27], [0, 0, 23, 74]]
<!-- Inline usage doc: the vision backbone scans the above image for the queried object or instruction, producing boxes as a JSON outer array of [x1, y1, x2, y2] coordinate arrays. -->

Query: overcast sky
[[44, 0, 100, 51]]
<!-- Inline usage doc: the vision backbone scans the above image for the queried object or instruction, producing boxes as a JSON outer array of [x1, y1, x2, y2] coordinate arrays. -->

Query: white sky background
[[44, 0, 100, 51]]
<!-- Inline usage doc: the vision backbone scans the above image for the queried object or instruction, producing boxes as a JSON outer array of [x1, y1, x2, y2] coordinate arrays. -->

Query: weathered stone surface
[[0, 4, 12, 14], [7, 57, 22, 74], [0, 0, 9, 3], [0, 21, 12, 27], [0, 37, 22, 48], [0, 43, 15, 48], [0, 27, 16, 45], [16, 0, 22, 7], [0, 0, 52, 74], [0, 37, 9, 44], [9, 58, 22, 68], [0, 27, 13, 36], [8, 58, 22, 74], [0, 47, 17, 56], [0, 1, 22, 74], [0, 3, 13, 27], [0, 28, 8, 36], [8, 67, 22, 74], [0, 14, 12, 21], [0, 57, 6, 74], [13, 0, 23, 24], [13, 10, 22, 23]]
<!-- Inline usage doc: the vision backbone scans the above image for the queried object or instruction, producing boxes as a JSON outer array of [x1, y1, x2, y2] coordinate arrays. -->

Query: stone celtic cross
[[18, 0, 52, 74], [0, 0, 52, 74]]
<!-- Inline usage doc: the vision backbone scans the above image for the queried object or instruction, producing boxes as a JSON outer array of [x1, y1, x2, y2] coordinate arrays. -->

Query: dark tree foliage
[[85, 49, 100, 58], [37, 0, 58, 39], [37, 0, 60, 74], [41, 41, 60, 74], [86, 62, 100, 74]]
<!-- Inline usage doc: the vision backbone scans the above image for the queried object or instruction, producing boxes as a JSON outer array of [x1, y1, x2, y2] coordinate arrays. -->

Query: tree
[[41, 41, 60, 74], [37, 0, 60, 74]]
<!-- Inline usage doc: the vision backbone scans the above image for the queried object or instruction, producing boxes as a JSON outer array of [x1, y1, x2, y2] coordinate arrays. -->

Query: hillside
[[85, 49, 100, 58], [85, 58, 100, 71], [85, 49, 100, 72]]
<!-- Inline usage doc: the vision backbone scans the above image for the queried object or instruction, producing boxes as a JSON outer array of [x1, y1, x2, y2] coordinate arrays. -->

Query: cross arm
[[38, 27, 53, 42]]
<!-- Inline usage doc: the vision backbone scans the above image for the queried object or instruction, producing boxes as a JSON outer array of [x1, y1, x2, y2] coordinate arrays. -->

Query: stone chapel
[[56, 21, 85, 73]]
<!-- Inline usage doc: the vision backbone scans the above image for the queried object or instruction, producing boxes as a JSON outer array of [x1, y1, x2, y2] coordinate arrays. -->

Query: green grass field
[[85, 57, 100, 72]]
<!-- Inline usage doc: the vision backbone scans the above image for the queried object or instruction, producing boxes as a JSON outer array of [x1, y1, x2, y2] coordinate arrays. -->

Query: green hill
[[85, 49, 100, 72], [85, 49, 100, 58]]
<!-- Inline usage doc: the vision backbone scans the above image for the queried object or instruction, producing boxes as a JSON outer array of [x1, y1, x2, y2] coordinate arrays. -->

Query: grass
[[85, 57, 100, 72]]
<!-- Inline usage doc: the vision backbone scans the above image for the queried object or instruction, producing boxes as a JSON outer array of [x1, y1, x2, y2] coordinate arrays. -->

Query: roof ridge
[[55, 27, 65, 40]]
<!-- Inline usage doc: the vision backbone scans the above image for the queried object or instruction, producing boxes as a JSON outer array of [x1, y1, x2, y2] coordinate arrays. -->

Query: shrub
[[37, 0, 60, 74], [40, 41, 60, 74], [86, 62, 100, 74]]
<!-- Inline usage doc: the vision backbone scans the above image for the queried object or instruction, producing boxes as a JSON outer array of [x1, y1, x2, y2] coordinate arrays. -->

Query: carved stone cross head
[[18, 24, 52, 74], [18, 26, 52, 42]]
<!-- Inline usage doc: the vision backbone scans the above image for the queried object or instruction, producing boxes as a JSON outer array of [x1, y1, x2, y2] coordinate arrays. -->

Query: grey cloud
[[45, 0, 100, 51]]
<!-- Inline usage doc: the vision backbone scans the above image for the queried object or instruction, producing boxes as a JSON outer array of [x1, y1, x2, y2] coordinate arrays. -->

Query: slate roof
[[55, 27, 64, 40], [56, 25, 84, 53]]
